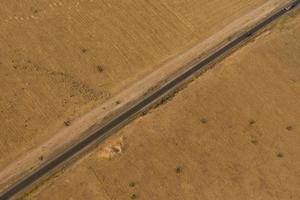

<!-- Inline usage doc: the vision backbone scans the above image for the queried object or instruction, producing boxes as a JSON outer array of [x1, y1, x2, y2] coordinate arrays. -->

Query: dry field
[[0, 0, 267, 169], [25, 8, 300, 200]]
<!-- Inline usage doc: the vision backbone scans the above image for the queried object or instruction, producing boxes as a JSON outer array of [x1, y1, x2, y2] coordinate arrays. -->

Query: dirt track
[[23, 6, 300, 200]]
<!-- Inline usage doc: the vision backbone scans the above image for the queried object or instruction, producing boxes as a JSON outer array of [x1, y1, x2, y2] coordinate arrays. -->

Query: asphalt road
[[0, 1, 299, 199]]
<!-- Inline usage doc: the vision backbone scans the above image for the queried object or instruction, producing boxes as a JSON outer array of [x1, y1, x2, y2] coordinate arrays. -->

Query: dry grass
[[25, 7, 300, 200], [0, 0, 265, 169]]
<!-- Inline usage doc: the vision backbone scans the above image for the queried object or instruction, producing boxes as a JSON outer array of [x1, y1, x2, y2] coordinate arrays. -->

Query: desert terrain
[[0, 0, 269, 170], [24, 6, 300, 200]]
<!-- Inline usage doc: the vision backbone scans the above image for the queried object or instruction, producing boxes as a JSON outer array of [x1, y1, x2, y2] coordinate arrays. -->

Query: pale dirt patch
[[25, 8, 300, 200], [98, 136, 127, 160]]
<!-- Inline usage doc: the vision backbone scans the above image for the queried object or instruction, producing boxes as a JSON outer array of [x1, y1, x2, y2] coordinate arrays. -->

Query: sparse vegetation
[[39, 156, 44, 161], [201, 118, 207, 124], [175, 166, 182, 174], [249, 119, 256, 125], [250, 139, 258, 144], [2, 2, 300, 199], [96, 65, 104, 73], [64, 121, 71, 126], [81, 48, 88, 53], [286, 125, 293, 131], [277, 153, 284, 158], [129, 182, 136, 187]]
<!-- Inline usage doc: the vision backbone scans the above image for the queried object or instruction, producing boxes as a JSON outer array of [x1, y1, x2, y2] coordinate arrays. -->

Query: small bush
[[175, 166, 182, 174], [249, 119, 256, 125], [64, 120, 71, 126], [200, 118, 207, 124]]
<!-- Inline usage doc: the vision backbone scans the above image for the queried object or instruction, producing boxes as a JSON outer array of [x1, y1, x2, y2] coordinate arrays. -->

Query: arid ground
[[23, 7, 300, 200], [0, 0, 269, 170]]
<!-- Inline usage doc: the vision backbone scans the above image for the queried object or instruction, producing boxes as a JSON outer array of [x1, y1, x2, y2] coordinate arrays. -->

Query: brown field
[[24, 7, 300, 200], [0, 0, 270, 170]]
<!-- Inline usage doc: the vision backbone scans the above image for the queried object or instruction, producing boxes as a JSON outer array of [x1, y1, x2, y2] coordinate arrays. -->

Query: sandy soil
[[24, 8, 300, 200], [1, 0, 294, 193], [0, 0, 268, 169]]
